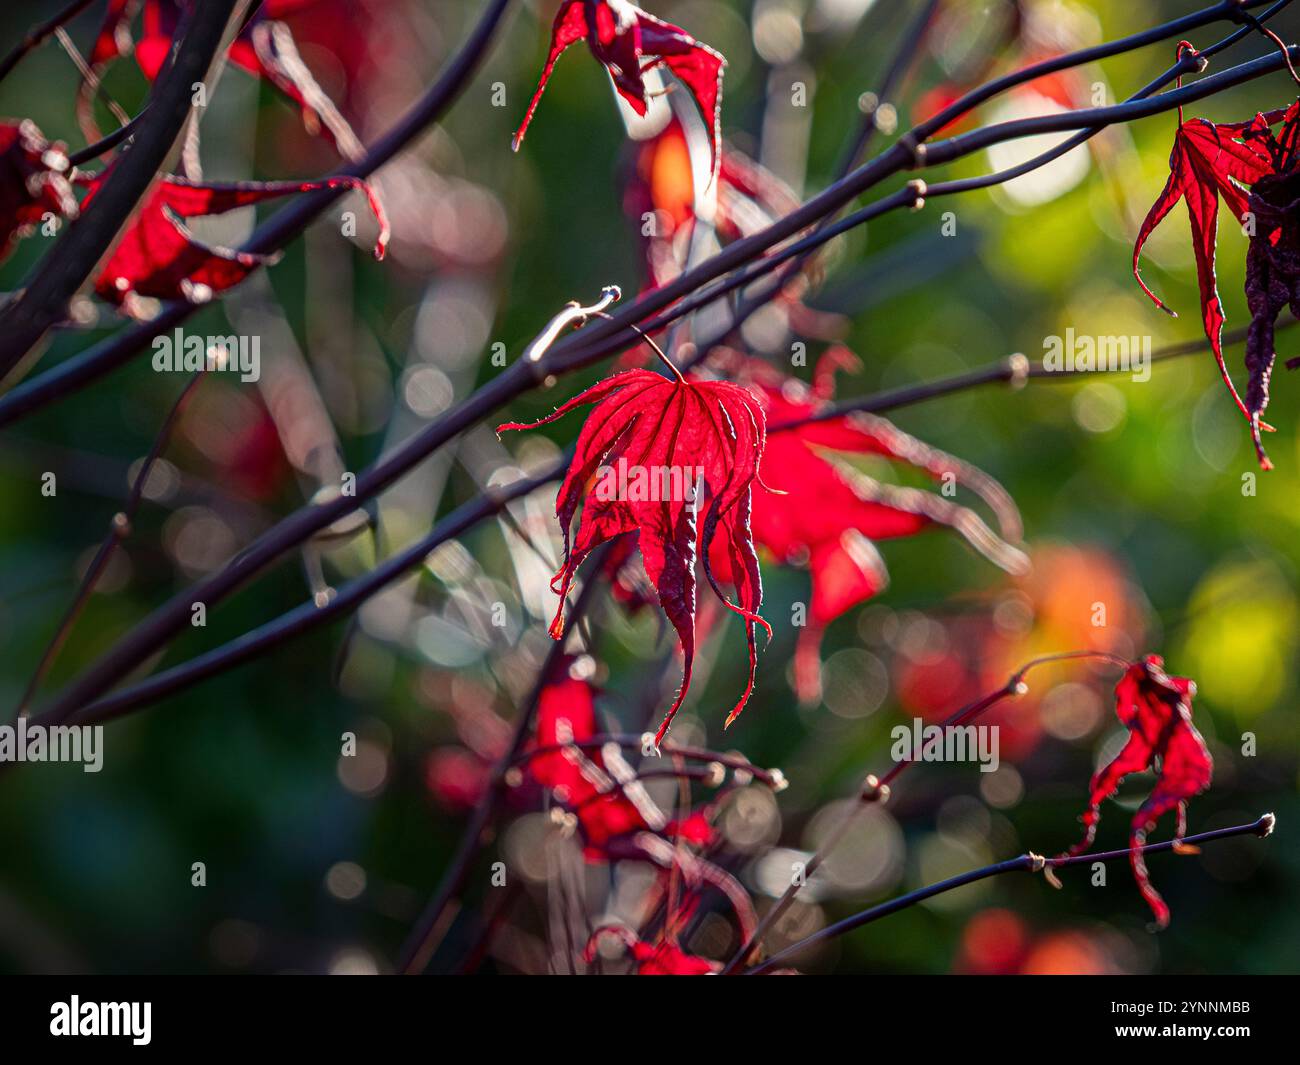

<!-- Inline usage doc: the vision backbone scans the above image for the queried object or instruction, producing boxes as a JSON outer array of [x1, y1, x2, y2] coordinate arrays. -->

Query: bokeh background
[[0, 0, 1296, 974]]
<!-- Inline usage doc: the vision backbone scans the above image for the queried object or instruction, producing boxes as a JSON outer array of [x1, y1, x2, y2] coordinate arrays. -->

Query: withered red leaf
[[513, 0, 725, 178], [1240, 100, 1300, 470], [1061, 654, 1213, 929], [82, 171, 388, 310], [500, 367, 770, 746]]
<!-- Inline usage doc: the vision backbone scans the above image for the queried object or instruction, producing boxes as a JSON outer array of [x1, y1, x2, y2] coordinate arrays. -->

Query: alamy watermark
[[152, 329, 261, 383], [1043, 328, 1150, 382], [890, 718, 1000, 773], [50, 996, 150, 1045], [593, 458, 704, 507], [0, 719, 103, 772]]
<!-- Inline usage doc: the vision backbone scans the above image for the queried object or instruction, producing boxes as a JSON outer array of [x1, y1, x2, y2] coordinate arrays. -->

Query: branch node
[[1007, 352, 1030, 389], [861, 774, 891, 803], [906, 179, 927, 211], [898, 132, 927, 169]]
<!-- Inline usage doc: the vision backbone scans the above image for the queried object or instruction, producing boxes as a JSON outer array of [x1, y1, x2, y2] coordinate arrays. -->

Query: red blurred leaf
[[500, 367, 771, 746], [82, 170, 387, 310], [91, 0, 364, 158], [584, 925, 719, 974], [526, 665, 720, 861], [513, 1, 725, 179], [710, 349, 1026, 704], [528, 668, 657, 856], [91, 0, 141, 66], [0, 120, 78, 261], [1060, 654, 1213, 929]]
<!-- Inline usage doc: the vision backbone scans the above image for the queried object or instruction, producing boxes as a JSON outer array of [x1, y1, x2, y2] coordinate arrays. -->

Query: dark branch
[[746, 814, 1277, 975], [0, 0, 246, 375]]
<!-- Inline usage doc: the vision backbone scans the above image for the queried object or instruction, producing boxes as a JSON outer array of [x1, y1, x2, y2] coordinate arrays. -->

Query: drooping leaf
[[0, 120, 78, 261], [81, 171, 387, 311], [499, 367, 770, 745], [513, 1, 725, 178], [1132, 106, 1285, 467], [1060, 654, 1213, 929]]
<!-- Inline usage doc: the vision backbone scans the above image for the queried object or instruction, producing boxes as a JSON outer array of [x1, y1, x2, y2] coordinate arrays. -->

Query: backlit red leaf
[[82, 171, 388, 310], [500, 367, 770, 746], [513, 1, 725, 179], [1133, 100, 1289, 467], [89, 0, 364, 159]]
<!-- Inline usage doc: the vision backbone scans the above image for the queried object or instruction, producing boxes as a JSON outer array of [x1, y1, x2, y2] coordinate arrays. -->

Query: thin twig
[[396, 545, 611, 975], [0, 0, 98, 84], [746, 813, 1277, 975], [721, 650, 1129, 974], [15, 369, 204, 718]]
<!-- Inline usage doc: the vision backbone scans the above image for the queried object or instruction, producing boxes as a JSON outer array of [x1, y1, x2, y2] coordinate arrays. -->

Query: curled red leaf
[[1060, 654, 1213, 929], [82, 171, 388, 310], [1240, 101, 1300, 470], [1132, 85, 1297, 467], [514, 1, 725, 179]]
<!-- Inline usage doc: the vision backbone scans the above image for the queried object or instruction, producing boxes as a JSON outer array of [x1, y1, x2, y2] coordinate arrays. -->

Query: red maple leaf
[[1132, 47, 1291, 467], [81, 171, 387, 311], [499, 365, 770, 746], [0, 121, 79, 261], [710, 349, 1027, 704], [513, 0, 725, 178], [89, 0, 363, 158], [1060, 654, 1213, 929]]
